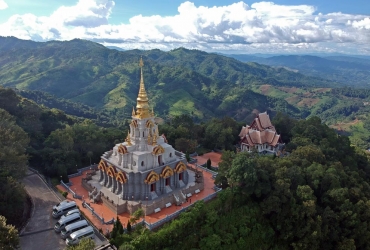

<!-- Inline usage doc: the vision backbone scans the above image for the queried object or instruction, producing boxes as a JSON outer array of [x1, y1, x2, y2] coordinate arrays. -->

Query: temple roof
[[250, 112, 275, 132], [240, 111, 282, 147]]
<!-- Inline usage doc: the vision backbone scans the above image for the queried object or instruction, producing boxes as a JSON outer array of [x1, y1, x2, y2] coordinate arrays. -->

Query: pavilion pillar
[[98, 170, 104, 182]]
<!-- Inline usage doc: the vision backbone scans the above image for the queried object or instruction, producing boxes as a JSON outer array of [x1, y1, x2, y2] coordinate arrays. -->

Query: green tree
[[175, 138, 197, 153], [127, 221, 132, 233], [0, 215, 19, 250], [66, 238, 95, 250], [206, 158, 212, 169], [0, 108, 29, 179], [130, 208, 144, 224], [0, 177, 27, 227]]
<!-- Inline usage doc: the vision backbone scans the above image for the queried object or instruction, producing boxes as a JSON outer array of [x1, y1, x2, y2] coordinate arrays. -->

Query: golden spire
[[151, 107, 154, 117], [136, 57, 150, 118], [132, 107, 136, 116]]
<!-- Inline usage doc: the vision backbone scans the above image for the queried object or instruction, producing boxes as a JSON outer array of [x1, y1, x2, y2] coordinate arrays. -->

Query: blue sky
[[0, 0, 369, 54]]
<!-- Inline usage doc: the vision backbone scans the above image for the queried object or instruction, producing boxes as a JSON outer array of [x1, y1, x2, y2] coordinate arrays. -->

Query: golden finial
[[132, 107, 136, 116], [151, 107, 154, 117], [136, 57, 150, 118], [125, 131, 132, 146]]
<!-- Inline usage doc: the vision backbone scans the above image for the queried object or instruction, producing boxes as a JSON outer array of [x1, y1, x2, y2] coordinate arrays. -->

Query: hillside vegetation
[[1, 37, 370, 148], [109, 115, 370, 250], [0, 36, 334, 122], [229, 54, 370, 88]]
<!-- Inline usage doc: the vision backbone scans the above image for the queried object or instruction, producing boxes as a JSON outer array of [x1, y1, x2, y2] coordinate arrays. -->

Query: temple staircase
[[150, 191, 158, 200], [172, 190, 186, 205], [164, 185, 173, 194]]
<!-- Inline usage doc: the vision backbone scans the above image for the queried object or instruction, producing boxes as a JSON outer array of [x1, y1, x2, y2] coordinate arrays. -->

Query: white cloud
[[0, 0, 8, 10], [0, 0, 370, 54]]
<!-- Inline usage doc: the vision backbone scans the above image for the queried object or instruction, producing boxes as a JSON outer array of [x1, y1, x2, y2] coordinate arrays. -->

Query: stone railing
[[81, 178, 94, 192], [67, 164, 98, 179], [81, 200, 115, 225], [101, 194, 127, 214], [195, 163, 218, 176], [175, 150, 186, 160], [61, 180, 82, 199], [145, 187, 222, 231]]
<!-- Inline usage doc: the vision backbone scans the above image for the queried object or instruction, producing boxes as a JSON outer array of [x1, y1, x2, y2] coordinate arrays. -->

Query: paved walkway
[[20, 171, 65, 250]]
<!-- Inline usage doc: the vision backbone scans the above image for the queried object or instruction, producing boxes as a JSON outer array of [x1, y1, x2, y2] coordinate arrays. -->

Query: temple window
[[169, 153, 172, 157], [143, 131, 144, 137], [141, 161, 144, 166]]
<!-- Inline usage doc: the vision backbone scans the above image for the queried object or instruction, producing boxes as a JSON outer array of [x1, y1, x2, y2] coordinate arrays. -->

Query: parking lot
[[20, 171, 106, 249], [20, 172, 66, 250]]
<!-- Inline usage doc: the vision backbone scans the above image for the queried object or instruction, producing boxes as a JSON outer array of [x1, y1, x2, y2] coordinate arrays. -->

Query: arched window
[[143, 131, 144, 137], [169, 153, 172, 157], [141, 161, 144, 166]]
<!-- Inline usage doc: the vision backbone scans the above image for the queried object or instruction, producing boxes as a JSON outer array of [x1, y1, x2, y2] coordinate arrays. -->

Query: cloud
[[0, 0, 370, 54], [0, 0, 8, 10]]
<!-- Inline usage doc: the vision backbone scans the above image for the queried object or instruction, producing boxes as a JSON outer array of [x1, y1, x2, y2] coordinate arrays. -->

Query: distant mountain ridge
[[0, 36, 341, 122], [225, 53, 370, 87]]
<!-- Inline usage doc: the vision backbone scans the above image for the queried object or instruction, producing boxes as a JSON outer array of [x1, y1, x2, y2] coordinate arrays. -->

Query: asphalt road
[[20, 172, 66, 250]]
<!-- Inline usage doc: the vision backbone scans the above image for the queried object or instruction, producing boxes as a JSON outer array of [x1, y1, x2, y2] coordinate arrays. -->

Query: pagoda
[[91, 58, 194, 214]]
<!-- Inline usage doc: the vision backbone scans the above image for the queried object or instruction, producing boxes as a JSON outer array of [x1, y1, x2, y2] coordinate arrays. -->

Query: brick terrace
[[193, 152, 222, 167], [57, 165, 217, 232]]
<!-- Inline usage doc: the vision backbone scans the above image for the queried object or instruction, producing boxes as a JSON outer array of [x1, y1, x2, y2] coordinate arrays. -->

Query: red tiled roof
[[271, 134, 280, 146], [258, 112, 273, 129], [239, 111, 281, 147], [238, 126, 250, 137]]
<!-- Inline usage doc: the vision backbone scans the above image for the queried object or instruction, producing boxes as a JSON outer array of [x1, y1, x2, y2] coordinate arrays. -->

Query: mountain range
[[226, 54, 370, 88], [0, 36, 339, 122]]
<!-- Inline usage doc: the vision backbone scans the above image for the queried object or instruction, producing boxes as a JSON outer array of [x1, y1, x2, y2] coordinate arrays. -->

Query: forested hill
[[0, 36, 336, 122], [227, 54, 370, 88]]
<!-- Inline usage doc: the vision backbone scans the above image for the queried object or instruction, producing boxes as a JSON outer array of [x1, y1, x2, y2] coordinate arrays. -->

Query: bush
[[62, 191, 68, 198]]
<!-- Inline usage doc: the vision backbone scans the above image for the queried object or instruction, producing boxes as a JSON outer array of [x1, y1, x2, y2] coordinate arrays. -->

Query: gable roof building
[[239, 112, 283, 154]]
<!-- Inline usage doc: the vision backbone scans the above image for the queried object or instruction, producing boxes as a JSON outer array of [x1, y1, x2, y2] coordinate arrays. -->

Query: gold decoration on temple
[[98, 160, 108, 171], [152, 145, 165, 155], [144, 171, 160, 184], [130, 120, 138, 128], [174, 162, 187, 173], [146, 120, 154, 128], [116, 171, 127, 184], [118, 145, 128, 154], [152, 132, 157, 146], [160, 166, 174, 178], [107, 165, 117, 178], [135, 57, 150, 118], [151, 107, 155, 117], [125, 131, 132, 146], [132, 107, 136, 116], [147, 133, 152, 145]]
